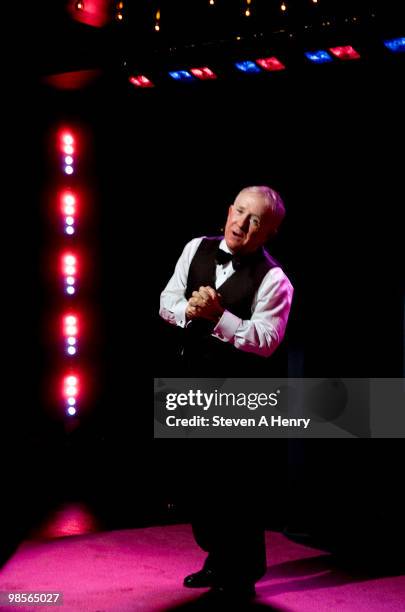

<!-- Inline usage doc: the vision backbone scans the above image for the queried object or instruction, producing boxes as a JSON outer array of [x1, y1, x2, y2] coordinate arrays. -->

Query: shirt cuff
[[173, 301, 188, 328], [212, 310, 241, 342]]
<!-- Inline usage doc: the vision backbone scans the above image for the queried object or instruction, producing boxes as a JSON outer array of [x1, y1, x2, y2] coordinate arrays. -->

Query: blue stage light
[[305, 50, 333, 63], [235, 61, 262, 73], [384, 37, 405, 53], [169, 70, 195, 81]]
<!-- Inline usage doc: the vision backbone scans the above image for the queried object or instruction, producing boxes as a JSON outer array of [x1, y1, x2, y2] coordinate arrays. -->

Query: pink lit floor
[[1, 504, 405, 611]]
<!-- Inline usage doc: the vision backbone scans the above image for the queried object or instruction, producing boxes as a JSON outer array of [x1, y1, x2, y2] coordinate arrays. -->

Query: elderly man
[[160, 185, 293, 376], [159, 185, 294, 601]]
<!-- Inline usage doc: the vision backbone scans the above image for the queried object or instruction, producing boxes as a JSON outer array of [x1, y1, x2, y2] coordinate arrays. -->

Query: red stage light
[[62, 193, 76, 207], [63, 375, 79, 398], [190, 67, 218, 80], [61, 192, 76, 216], [255, 57, 286, 71], [129, 75, 154, 88], [68, 0, 110, 27], [62, 133, 74, 146], [62, 254, 78, 287], [63, 254, 77, 267], [329, 46, 360, 60]]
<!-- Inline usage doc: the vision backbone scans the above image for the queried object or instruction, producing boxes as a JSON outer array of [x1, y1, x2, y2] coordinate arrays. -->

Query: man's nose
[[237, 215, 250, 230]]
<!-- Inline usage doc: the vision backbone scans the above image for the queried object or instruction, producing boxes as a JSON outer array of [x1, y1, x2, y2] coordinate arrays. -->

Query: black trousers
[[188, 466, 267, 586]]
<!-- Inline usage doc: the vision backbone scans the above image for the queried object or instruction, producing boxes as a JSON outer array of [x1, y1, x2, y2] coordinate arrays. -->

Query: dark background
[[3, 0, 405, 566]]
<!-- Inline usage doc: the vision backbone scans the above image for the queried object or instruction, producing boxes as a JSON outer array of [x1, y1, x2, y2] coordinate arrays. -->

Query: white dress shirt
[[159, 237, 294, 358]]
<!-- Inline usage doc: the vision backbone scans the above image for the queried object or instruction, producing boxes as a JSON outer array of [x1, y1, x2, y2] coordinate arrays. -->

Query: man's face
[[224, 191, 274, 254]]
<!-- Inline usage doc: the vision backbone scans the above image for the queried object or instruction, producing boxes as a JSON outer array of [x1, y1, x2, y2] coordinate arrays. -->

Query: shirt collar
[[220, 238, 234, 255]]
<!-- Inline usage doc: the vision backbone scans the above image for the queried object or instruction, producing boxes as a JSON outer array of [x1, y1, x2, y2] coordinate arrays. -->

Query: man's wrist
[[213, 308, 225, 324]]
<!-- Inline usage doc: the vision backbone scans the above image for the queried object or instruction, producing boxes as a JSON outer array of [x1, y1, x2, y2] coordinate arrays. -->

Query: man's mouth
[[232, 230, 244, 238]]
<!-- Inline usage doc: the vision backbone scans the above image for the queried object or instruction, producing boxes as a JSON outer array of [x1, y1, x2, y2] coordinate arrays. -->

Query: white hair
[[238, 185, 286, 233]]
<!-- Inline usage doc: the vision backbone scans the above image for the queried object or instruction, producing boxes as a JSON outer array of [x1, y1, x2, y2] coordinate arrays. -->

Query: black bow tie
[[215, 246, 263, 268], [215, 248, 235, 265]]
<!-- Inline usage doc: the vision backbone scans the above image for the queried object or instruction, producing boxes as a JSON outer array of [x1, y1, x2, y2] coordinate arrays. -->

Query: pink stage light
[[62, 133, 74, 146], [63, 254, 76, 267], [63, 314, 79, 355], [62, 254, 78, 294], [129, 75, 154, 88], [63, 375, 79, 398], [63, 371, 79, 418], [61, 193, 76, 234], [62, 192, 76, 208], [329, 46, 361, 60], [68, 0, 110, 27], [255, 57, 286, 71], [190, 67, 218, 80]]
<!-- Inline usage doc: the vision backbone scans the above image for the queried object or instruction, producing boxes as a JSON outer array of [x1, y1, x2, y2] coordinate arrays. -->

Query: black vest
[[182, 237, 285, 377]]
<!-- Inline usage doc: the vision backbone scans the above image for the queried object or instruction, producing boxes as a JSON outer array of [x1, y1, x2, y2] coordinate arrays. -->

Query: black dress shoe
[[183, 568, 217, 588]]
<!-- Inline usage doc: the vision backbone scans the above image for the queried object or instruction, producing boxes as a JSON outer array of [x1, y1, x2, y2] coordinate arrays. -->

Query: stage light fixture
[[155, 9, 160, 32], [63, 253, 77, 295], [190, 67, 217, 80], [61, 192, 76, 234], [63, 314, 79, 356], [63, 374, 79, 413], [384, 37, 405, 53], [129, 75, 154, 88], [305, 50, 333, 63], [169, 70, 195, 81], [329, 46, 360, 60], [256, 57, 286, 71], [63, 193, 76, 209], [62, 134, 73, 145], [59, 132, 76, 175], [235, 61, 262, 73]]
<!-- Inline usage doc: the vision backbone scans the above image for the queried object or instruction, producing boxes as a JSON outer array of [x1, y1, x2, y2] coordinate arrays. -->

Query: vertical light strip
[[57, 128, 81, 416]]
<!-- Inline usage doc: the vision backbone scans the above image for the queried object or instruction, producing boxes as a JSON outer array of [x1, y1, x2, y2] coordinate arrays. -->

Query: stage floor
[[1, 506, 405, 611]]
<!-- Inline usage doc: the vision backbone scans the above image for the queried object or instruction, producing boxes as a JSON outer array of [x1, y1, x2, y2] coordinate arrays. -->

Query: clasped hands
[[186, 286, 225, 323]]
